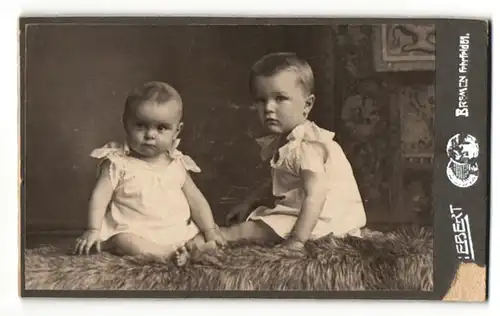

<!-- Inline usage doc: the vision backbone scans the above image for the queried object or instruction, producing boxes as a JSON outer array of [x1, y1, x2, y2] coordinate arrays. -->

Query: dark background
[[24, 24, 434, 232]]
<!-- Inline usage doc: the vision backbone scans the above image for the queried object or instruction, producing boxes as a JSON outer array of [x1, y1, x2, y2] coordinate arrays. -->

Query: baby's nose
[[145, 129, 157, 139]]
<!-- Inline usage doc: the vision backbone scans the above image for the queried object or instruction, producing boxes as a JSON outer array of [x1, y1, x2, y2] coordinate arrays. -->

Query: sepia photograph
[[21, 20, 437, 294]]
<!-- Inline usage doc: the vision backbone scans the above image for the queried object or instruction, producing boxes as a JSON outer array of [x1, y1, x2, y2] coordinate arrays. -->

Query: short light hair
[[123, 81, 183, 121], [249, 52, 314, 95]]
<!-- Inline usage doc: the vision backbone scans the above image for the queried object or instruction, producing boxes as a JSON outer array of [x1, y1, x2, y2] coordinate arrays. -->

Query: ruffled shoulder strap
[[255, 134, 280, 161], [273, 121, 335, 174], [168, 139, 201, 173], [181, 154, 201, 173], [90, 141, 129, 162], [288, 120, 335, 144], [89, 141, 128, 187], [256, 134, 276, 148], [170, 150, 201, 173]]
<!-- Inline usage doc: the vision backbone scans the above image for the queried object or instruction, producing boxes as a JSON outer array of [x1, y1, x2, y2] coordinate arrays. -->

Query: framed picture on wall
[[372, 23, 436, 72]]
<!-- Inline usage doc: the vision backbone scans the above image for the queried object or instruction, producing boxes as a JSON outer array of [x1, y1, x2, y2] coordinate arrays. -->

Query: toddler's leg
[[107, 233, 177, 259], [175, 221, 282, 267], [219, 220, 282, 244]]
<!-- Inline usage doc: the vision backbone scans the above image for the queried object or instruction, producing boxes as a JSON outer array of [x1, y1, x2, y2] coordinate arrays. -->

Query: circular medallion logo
[[446, 133, 479, 188]]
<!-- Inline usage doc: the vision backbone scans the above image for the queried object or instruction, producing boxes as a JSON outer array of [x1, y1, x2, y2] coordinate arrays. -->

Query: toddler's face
[[124, 100, 182, 158], [252, 70, 314, 135]]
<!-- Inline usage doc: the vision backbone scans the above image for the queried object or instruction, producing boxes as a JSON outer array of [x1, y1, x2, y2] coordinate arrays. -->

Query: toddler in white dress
[[74, 81, 226, 265], [223, 53, 367, 250]]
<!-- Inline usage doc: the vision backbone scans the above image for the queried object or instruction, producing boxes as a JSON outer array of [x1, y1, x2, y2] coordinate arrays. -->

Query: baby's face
[[252, 70, 313, 135], [124, 100, 182, 158]]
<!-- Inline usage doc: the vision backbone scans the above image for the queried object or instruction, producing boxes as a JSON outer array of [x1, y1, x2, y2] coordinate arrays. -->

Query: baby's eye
[[135, 123, 147, 129], [275, 95, 288, 102], [158, 125, 169, 132]]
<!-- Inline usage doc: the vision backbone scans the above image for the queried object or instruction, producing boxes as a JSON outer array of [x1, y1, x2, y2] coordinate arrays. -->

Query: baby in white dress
[[74, 81, 226, 264], [223, 52, 367, 250]]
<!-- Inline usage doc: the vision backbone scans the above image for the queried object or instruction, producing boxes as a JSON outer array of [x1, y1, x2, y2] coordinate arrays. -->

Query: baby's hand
[[204, 226, 227, 247], [73, 228, 101, 255], [279, 237, 305, 252]]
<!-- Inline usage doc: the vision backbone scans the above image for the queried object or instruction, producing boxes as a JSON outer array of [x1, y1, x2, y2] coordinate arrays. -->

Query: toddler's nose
[[264, 99, 277, 112]]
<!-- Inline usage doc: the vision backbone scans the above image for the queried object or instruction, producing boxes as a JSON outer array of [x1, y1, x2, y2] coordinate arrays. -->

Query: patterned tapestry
[[334, 25, 435, 226]]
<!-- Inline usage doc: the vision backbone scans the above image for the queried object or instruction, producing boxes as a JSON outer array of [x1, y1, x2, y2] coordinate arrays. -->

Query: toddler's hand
[[225, 203, 251, 226], [73, 229, 101, 255], [204, 226, 227, 247]]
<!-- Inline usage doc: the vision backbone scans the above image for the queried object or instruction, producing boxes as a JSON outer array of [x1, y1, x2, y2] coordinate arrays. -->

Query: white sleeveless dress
[[90, 140, 201, 251], [247, 120, 367, 239]]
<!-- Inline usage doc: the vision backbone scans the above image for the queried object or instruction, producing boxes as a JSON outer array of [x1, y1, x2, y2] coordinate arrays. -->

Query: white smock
[[247, 120, 367, 239], [90, 140, 200, 250]]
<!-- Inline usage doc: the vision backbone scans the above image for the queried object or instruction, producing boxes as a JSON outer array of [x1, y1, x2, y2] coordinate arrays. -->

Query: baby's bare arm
[[182, 174, 217, 231], [87, 160, 114, 230], [75, 160, 114, 255]]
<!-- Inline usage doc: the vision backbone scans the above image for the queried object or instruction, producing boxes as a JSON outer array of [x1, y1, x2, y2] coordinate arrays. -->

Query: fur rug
[[24, 226, 433, 291]]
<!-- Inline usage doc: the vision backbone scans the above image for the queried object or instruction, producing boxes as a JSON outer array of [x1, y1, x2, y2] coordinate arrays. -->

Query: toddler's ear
[[304, 94, 316, 116]]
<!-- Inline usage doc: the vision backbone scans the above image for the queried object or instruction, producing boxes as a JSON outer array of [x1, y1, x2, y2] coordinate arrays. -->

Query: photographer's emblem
[[446, 133, 479, 188]]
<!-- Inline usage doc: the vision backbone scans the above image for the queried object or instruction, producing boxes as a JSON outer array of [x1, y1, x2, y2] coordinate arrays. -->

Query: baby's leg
[[219, 220, 282, 244], [107, 233, 177, 259], [184, 232, 207, 251], [175, 233, 217, 267]]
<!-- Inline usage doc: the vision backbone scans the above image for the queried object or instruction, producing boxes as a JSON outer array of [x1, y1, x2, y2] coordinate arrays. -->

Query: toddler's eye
[[158, 125, 169, 132], [276, 95, 288, 102], [136, 123, 147, 129], [254, 98, 266, 104]]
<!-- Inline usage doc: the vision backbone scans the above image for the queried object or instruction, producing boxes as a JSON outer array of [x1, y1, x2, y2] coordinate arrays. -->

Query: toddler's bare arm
[[287, 169, 328, 244]]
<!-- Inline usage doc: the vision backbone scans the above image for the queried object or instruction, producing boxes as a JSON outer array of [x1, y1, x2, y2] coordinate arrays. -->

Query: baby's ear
[[176, 122, 184, 134], [306, 94, 315, 107]]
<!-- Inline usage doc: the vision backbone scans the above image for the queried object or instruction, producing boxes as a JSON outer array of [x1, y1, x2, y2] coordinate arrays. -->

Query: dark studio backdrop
[[24, 24, 435, 233]]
